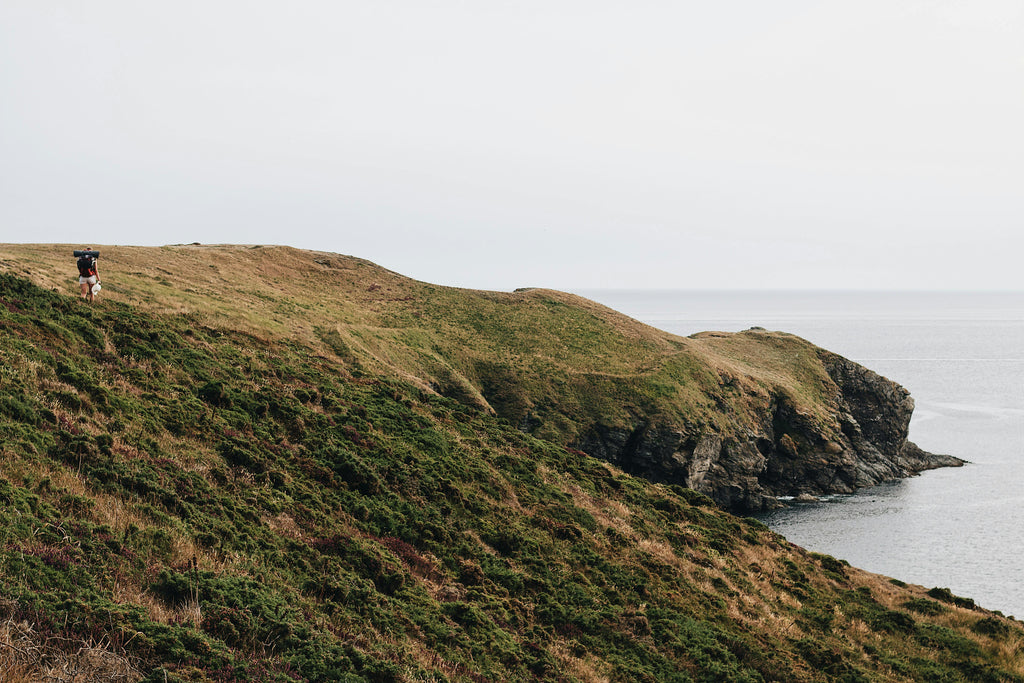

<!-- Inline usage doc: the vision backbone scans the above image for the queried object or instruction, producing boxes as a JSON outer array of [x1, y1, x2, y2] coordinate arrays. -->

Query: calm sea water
[[574, 290, 1024, 619]]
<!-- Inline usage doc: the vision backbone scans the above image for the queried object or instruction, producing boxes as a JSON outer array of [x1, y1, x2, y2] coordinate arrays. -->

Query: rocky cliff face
[[572, 349, 962, 512]]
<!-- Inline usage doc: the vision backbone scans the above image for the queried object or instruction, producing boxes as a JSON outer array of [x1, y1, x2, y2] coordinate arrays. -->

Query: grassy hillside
[[0, 244, 1021, 682], [2, 243, 839, 445]]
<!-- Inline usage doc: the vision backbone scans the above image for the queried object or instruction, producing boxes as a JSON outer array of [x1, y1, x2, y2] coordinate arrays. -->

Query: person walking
[[76, 248, 100, 302]]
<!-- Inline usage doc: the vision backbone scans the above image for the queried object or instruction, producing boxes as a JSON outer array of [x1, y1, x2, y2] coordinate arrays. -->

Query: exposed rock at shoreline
[[572, 349, 963, 512]]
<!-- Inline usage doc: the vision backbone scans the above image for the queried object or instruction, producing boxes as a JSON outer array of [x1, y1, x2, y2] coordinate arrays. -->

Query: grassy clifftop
[[0, 244, 1019, 682], [4, 243, 838, 442]]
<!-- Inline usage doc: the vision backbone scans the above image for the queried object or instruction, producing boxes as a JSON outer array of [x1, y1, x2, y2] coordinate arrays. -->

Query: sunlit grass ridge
[[2, 243, 839, 441]]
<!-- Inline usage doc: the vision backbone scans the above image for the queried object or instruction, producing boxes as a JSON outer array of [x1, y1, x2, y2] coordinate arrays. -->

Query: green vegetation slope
[[0, 244, 1018, 682], [1, 244, 955, 512]]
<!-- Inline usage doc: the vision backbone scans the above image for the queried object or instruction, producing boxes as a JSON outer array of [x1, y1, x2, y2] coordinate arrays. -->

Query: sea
[[573, 290, 1024, 619]]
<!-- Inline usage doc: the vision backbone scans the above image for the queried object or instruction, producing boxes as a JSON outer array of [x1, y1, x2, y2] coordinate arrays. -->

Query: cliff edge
[[1, 243, 962, 511], [573, 341, 962, 511]]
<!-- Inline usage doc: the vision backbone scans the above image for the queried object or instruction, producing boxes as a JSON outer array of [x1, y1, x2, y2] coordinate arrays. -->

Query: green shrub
[[972, 617, 1012, 639], [903, 598, 949, 616], [915, 624, 983, 658], [927, 587, 977, 610], [870, 608, 916, 634]]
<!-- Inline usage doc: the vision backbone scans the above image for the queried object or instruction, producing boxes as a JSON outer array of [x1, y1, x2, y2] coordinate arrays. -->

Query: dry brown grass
[[0, 615, 142, 682], [0, 242, 704, 378], [263, 512, 305, 540], [725, 551, 1024, 678], [0, 454, 231, 574], [0, 243, 410, 342], [992, 633, 1024, 674], [464, 529, 498, 556], [390, 636, 496, 683], [111, 578, 202, 628], [637, 537, 686, 569], [549, 639, 611, 683], [540, 465, 639, 539]]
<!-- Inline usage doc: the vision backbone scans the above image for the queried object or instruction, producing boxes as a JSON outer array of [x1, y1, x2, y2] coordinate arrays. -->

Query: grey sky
[[2, 1, 1022, 290]]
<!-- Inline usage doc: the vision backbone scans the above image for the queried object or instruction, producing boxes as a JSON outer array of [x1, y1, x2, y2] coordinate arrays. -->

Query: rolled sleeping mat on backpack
[[73, 250, 100, 258]]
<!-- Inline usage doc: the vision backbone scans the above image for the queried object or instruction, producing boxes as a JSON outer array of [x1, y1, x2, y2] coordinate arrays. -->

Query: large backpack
[[77, 256, 95, 277]]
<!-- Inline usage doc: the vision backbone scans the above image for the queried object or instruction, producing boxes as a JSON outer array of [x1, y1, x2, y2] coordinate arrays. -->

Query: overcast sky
[[2, 2, 1022, 290]]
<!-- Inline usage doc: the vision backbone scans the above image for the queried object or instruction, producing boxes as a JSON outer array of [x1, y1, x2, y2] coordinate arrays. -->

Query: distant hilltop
[[1, 243, 961, 511]]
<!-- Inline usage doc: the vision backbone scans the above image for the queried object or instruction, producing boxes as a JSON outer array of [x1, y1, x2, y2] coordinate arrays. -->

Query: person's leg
[[80, 279, 90, 300]]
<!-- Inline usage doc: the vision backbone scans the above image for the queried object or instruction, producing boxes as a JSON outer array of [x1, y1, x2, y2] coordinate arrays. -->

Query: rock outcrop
[[572, 349, 963, 512]]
